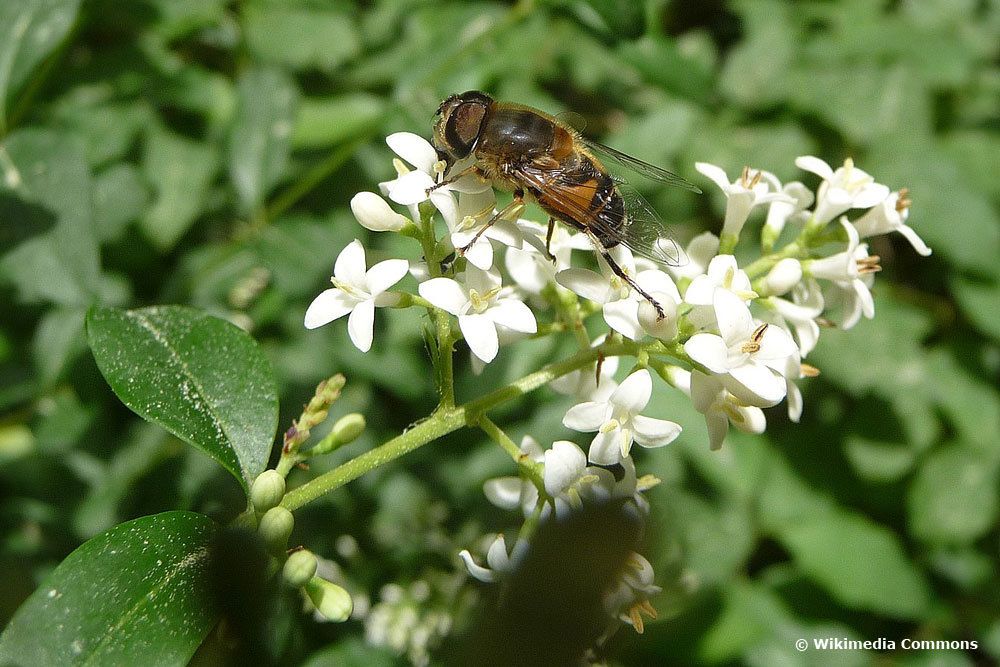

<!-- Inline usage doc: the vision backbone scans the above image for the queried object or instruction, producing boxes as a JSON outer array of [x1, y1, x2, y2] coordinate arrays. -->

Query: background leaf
[[0, 0, 81, 127], [86, 306, 278, 491], [0, 511, 217, 665]]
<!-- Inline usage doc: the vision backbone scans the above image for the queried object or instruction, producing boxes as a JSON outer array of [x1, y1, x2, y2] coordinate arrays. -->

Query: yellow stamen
[[741, 323, 768, 354], [857, 255, 881, 274], [800, 363, 820, 377], [896, 187, 911, 213]]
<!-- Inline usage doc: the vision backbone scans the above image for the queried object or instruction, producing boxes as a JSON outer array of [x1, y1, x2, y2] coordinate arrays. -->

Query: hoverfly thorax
[[433, 90, 493, 159]]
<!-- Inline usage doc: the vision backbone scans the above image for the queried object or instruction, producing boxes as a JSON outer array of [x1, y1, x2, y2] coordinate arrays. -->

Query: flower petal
[[386, 132, 438, 173], [458, 550, 496, 583], [488, 299, 537, 334], [611, 369, 652, 415], [588, 428, 623, 465], [684, 333, 730, 374], [459, 313, 499, 363], [556, 268, 610, 304], [385, 170, 435, 206], [714, 289, 753, 347], [334, 240, 367, 287], [795, 155, 834, 180], [350, 191, 407, 231], [562, 401, 610, 433], [544, 441, 587, 496], [632, 415, 681, 448], [483, 477, 524, 510], [365, 259, 409, 296], [347, 298, 376, 352], [418, 277, 468, 316], [603, 298, 643, 340], [726, 362, 786, 406], [304, 289, 354, 329], [695, 162, 733, 192]]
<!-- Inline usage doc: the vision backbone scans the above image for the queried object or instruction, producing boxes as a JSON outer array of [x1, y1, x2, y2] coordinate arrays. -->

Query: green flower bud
[[258, 506, 294, 555], [283, 549, 318, 588], [332, 413, 365, 445], [250, 470, 285, 512], [305, 577, 353, 622]]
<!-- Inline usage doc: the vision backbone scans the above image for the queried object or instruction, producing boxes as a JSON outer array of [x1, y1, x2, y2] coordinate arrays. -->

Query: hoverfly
[[430, 90, 701, 319]]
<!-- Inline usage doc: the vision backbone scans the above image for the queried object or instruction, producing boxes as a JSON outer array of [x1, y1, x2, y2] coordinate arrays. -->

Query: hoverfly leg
[[426, 165, 482, 195], [457, 191, 524, 255], [591, 236, 666, 321], [595, 352, 605, 387], [545, 217, 557, 262]]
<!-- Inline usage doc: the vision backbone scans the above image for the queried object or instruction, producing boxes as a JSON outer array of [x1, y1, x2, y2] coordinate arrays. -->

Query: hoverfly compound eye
[[444, 99, 488, 158], [457, 90, 494, 106]]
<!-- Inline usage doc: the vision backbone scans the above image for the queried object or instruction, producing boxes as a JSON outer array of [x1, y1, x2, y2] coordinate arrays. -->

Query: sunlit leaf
[[86, 306, 278, 491], [0, 511, 217, 665]]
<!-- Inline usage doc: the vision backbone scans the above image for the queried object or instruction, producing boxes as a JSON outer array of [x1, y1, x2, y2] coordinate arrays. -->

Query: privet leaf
[[0, 511, 217, 666], [86, 305, 277, 491]]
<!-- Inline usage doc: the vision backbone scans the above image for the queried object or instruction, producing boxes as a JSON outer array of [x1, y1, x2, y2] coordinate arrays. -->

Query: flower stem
[[281, 340, 639, 512], [478, 415, 545, 494]]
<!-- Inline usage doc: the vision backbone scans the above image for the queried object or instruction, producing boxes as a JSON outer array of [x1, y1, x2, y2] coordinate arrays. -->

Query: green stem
[[479, 415, 545, 494], [281, 340, 639, 512], [264, 137, 369, 223]]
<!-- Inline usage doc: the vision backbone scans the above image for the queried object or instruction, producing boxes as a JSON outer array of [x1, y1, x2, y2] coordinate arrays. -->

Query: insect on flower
[[430, 90, 701, 320]]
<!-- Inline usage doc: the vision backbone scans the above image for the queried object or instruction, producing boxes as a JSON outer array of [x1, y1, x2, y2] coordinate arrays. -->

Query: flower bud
[[305, 577, 353, 622], [351, 192, 407, 231], [250, 470, 285, 513], [332, 413, 365, 445], [258, 506, 294, 555], [283, 549, 318, 588], [637, 294, 678, 341], [763, 258, 802, 296]]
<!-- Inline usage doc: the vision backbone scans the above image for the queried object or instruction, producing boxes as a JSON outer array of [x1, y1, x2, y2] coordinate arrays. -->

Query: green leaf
[[843, 435, 915, 483], [0, 0, 81, 128], [0, 511, 217, 665], [776, 511, 931, 619], [32, 306, 86, 387], [291, 94, 384, 149], [92, 163, 149, 242], [229, 67, 297, 215], [908, 445, 1000, 545], [86, 305, 278, 491], [0, 129, 99, 306], [951, 277, 1000, 342], [243, 3, 360, 73], [139, 127, 220, 250]]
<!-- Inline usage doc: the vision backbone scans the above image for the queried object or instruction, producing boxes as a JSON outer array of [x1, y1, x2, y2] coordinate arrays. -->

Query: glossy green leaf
[[0, 0, 81, 127], [86, 305, 278, 491], [229, 67, 297, 214], [0, 511, 217, 665], [908, 445, 999, 544], [0, 129, 99, 306], [140, 127, 220, 250], [950, 277, 1000, 342]]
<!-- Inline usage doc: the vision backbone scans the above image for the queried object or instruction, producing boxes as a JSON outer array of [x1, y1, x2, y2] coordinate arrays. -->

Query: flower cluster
[[305, 132, 931, 641]]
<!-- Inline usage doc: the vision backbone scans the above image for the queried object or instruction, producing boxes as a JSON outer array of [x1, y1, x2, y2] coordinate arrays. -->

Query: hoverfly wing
[[580, 138, 702, 194], [515, 161, 687, 268], [553, 110, 587, 133]]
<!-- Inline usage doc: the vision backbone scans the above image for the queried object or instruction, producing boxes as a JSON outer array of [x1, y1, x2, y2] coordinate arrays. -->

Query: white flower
[[304, 240, 408, 352], [636, 271, 682, 341], [446, 189, 520, 271], [795, 156, 890, 226], [764, 279, 824, 357], [562, 369, 681, 465], [667, 231, 720, 282], [603, 553, 663, 634], [557, 247, 676, 341], [684, 289, 799, 407], [684, 254, 757, 305], [805, 219, 879, 329], [852, 188, 931, 256], [505, 220, 591, 294], [350, 191, 408, 232], [543, 440, 601, 517], [458, 534, 526, 583], [762, 258, 803, 297], [483, 436, 544, 518], [762, 181, 813, 247], [685, 369, 767, 451], [378, 132, 490, 223], [695, 163, 792, 242], [418, 265, 536, 363]]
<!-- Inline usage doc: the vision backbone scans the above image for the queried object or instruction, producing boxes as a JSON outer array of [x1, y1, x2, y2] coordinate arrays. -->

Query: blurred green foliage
[[1, 0, 998, 664]]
